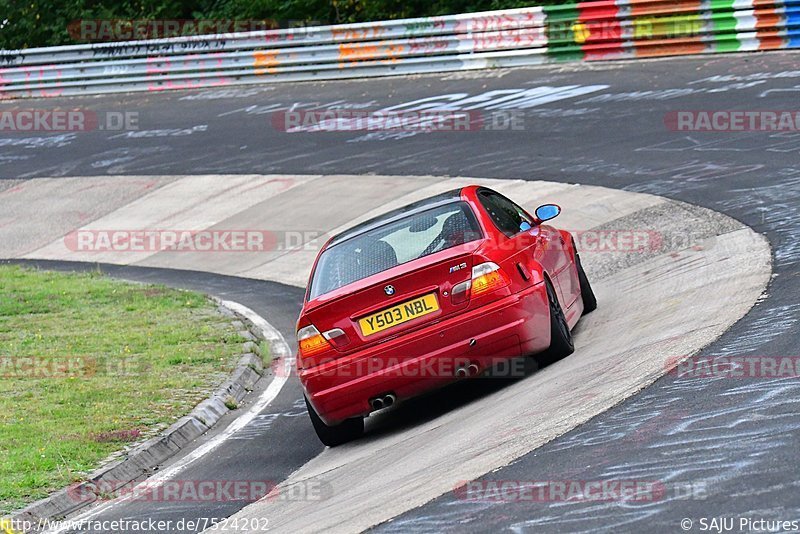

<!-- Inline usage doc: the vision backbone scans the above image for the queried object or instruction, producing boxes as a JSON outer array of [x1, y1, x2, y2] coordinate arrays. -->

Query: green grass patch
[[0, 265, 245, 514]]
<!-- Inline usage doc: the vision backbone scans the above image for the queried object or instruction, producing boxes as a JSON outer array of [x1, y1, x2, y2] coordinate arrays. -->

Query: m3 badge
[[449, 262, 468, 273]]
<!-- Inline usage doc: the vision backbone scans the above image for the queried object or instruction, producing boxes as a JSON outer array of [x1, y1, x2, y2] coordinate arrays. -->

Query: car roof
[[327, 187, 466, 248]]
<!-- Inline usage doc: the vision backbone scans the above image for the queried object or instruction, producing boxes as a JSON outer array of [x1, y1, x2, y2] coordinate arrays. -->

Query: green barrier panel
[[709, 0, 743, 52], [544, 3, 584, 61]]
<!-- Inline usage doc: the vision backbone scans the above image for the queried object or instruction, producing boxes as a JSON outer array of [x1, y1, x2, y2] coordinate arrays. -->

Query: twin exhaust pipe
[[456, 363, 480, 378], [370, 393, 396, 411]]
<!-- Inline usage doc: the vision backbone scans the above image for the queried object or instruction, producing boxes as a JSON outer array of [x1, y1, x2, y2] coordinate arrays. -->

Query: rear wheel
[[304, 395, 364, 447], [539, 279, 574, 362], [576, 253, 597, 315]]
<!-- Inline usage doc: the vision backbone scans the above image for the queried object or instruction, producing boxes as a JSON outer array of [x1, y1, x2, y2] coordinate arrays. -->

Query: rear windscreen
[[309, 202, 482, 300]]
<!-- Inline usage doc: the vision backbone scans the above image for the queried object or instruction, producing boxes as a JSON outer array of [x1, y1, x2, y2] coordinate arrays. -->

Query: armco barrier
[[544, 0, 800, 60], [1, 0, 799, 99]]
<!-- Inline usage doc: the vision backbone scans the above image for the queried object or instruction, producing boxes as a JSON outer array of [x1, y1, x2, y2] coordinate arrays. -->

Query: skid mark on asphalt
[[710, 304, 800, 356], [229, 398, 308, 441], [716, 175, 800, 267], [636, 132, 800, 155], [0, 133, 76, 150]]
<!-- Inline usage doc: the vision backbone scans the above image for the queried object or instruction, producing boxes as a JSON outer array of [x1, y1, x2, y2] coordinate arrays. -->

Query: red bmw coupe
[[297, 186, 596, 446]]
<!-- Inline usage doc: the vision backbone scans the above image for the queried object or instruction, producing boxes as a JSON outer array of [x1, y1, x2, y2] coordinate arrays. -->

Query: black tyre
[[304, 395, 364, 447], [539, 279, 575, 362], [576, 253, 597, 315]]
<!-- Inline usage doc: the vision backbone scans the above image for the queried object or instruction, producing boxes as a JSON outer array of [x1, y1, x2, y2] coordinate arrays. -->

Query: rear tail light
[[451, 262, 509, 304], [470, 262, 509, 297], [297, 325, 331, 358], [322, 328, 350, 349], [451, 279, 471, 305]]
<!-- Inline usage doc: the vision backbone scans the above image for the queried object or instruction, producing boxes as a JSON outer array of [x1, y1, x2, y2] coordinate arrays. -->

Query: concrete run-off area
[[0, 174, 771, 532]]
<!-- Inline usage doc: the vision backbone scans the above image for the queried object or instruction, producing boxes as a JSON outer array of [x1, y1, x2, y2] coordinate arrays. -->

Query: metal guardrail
[[1, 0, 799, 99]]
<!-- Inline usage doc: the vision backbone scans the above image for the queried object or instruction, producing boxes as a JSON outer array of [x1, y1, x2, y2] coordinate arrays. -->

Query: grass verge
[[0, 265, 245, 514]]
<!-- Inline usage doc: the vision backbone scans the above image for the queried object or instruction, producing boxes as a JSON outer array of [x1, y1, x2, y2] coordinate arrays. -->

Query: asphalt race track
[[2, 50, 800, 533]]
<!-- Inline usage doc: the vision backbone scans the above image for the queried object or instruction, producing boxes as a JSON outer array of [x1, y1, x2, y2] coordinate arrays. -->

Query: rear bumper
[[300, 282, 550, 424]]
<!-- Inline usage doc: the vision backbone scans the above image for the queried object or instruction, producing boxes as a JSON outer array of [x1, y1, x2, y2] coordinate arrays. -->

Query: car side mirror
[[534, 204, 561, 223]]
